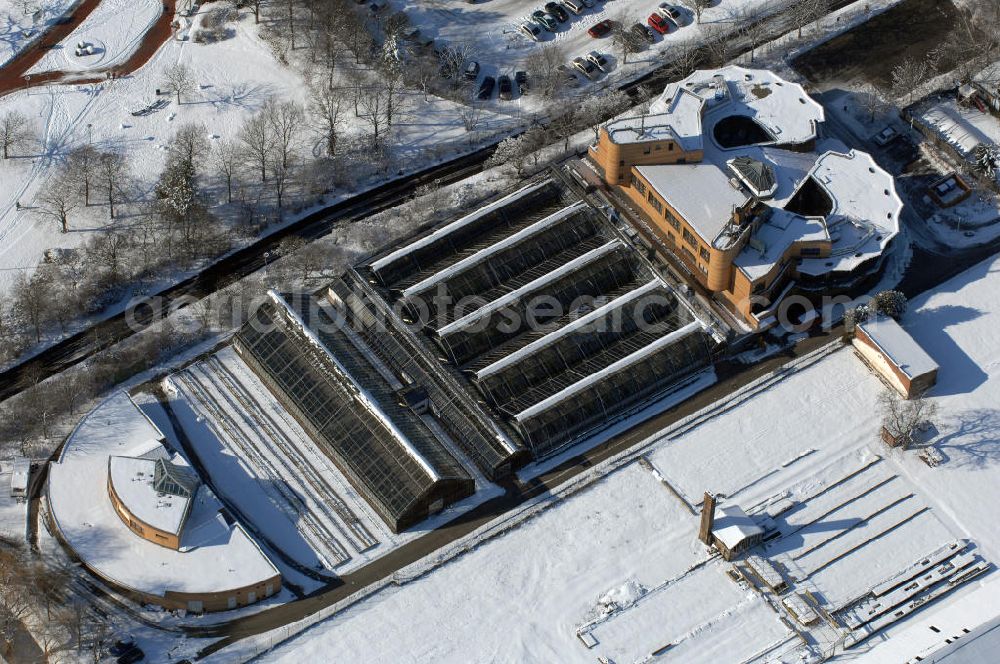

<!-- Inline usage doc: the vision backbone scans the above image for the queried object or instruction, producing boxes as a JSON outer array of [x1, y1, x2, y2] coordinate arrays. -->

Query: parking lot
[[395, 0, 756, 101]]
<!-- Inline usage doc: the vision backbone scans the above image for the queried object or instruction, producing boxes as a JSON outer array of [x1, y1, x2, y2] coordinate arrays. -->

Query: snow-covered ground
[[0, 0, 75, 66], [26, 0, 163, 74], [248, 251, 1000, 663]]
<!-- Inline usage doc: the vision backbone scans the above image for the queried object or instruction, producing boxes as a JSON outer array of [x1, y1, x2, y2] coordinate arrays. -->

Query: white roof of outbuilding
[[857, 315, 939, 380], [48, 392, 280, 596], [713, 504, 764, 550]]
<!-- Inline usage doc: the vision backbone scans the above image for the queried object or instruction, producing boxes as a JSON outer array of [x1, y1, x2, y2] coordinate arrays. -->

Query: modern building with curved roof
[[588, 66, 901, 329], [48, 392, 282, 613]]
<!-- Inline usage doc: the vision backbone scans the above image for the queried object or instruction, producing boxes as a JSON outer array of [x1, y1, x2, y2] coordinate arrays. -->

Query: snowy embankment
[[229, 252, 1000, 662]]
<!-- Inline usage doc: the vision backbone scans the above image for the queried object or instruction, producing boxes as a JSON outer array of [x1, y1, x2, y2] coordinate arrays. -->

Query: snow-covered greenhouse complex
[[225, 175, 719, 533]]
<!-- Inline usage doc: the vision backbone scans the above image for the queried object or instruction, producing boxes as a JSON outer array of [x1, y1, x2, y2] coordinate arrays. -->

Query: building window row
[[699, 247, 711, 262], [631, 173, 647, 195], [664, 209, 680, 231], [682, 228, 698, 247], [647, 192, 663, 213]]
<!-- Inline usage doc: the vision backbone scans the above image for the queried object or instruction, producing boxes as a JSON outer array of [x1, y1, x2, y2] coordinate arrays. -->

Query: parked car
[[572, 56, 598, 80], [518, 22, 542, 41], [630, 22, 655, 44], [531, 10, 558, 31], [545, 1, 569, 22], [498, 74, 513, 100], [657, 3, 683, 23], [586, 50, 608, 71], [647, 13, 670, 34], [515, 70, 529, 94], [463, 61, 480, 80], [557, 64, 581, 88], [109, 637, 136, 658], [872, 126, 900, 146], [561, 0, 586, 14], [116, 645, 145, 664], [587, 19, 613, 37], [477, 76, 496, 100]]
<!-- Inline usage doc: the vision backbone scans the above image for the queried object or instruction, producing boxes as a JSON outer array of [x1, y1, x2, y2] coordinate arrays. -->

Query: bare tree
[[12, 271, 45, 342], [731, 5, 769, 63], [683, 0, 712, 24], [171, 121, 209, 169], [0, 110, 32, 159], [309, 83, 344, 156], [610, 12, 642, 65], [358, 84, 391, 146], [861, 84, 887, 124], [438, 41, 479, 88], [791, 0, 830, 39], [265, 98, 304, 172], [96, 148, 128, 219], [525, 43, 567, 100], [891, 55, 937, 107], [240, 111, 274, 182], [703, 24, 732, 67], [66, 145, 97, 205], [662, 39, 701, 82], [36, 171, 79, 233], [880, 389, 938, 450], [212, 138, 240, 202], [163, 63, 195, 105]]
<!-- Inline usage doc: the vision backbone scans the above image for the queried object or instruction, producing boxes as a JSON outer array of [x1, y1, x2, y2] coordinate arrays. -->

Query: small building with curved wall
[[48, 391, 282, 613]]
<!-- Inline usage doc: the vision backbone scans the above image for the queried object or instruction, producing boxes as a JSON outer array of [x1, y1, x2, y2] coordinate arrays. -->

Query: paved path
[[0, 0, 178, 97]]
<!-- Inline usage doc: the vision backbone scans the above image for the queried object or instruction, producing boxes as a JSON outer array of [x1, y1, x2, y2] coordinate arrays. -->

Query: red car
[[647, 13, 670, 34], [588, 20, 613, 38]]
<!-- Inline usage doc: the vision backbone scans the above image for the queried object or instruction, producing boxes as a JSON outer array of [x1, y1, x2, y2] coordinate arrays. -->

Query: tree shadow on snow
[[932, 408, 1000, 470]]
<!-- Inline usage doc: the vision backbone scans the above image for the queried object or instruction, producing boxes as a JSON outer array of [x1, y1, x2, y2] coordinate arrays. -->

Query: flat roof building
[[854, 315, 939, 399], [48, 392, 281, 613]]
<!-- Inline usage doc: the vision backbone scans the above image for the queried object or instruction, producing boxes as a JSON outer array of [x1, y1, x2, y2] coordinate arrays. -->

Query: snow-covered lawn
[[26, 0, 163, 74], [250, 251, 1000, 663], [0, 0, 75, 66]]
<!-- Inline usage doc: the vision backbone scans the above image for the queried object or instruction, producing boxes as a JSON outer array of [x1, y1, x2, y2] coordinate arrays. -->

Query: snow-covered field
[[27, 0, 163, 74], [251, 251, 1000, 663], [0, 0, 75, 66]]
